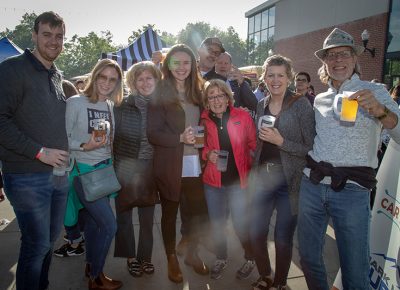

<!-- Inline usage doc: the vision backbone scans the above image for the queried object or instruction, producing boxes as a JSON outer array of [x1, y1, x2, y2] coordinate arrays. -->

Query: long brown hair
[[83, 59, 123, 105], [161, 44, 203, 106]]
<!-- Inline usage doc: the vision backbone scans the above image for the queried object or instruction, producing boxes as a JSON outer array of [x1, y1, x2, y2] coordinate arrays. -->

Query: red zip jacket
[[201, 106, 257, 188]]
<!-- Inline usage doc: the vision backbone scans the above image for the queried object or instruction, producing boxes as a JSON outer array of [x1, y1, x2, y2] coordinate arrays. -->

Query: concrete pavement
[[0, 197, 340, 290]]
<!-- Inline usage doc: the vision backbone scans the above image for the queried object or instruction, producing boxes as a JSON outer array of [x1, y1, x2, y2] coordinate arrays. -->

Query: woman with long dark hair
[[147, 44, 209, 283]]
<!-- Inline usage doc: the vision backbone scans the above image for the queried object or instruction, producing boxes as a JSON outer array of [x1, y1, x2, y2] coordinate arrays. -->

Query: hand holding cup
[[181, 126, 195, 145]]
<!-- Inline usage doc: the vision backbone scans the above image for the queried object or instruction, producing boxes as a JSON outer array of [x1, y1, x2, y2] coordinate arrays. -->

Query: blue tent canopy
[[0, 37, 23, 63]]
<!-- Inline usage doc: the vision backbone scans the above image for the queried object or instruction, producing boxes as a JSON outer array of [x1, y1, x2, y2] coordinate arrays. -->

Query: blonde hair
[[203, 79, 234, 107], [125, 61, 161, 95], [261, 54, 295, 83], [83, 59, 123, 105]]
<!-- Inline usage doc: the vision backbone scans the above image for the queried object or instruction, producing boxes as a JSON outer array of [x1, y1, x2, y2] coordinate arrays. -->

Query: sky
[[0, 0, 266, 46]]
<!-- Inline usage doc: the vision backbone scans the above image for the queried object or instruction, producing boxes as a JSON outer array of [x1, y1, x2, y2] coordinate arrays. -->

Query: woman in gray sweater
[[250, 55, 316, 290], [66, 59, 123, 290]]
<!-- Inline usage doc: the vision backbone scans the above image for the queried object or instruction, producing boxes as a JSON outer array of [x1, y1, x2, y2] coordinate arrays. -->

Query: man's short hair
[[200, 37, 225, 53], [296, 72, 311, 82], [34, 11, 65, 34]]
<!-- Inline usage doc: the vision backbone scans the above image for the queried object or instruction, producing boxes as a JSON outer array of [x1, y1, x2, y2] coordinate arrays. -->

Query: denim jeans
[[3, 172, 68, 290], [114, 204, 155, 261], [249, 167, 296, 286], [64, 210, 85, 244], [204, 182, 253, 260], [297, 176, 370, 290], [74, 178, 117, 278]]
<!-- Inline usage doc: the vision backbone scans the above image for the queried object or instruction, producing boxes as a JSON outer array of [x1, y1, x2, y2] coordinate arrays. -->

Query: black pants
[[161, 176, 208, 255]]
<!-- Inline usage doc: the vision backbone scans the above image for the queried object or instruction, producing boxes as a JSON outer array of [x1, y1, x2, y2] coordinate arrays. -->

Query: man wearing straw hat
[[297, 28, 400, 290]]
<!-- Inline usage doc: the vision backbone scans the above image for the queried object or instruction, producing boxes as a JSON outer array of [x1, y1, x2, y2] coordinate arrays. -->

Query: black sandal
[[141, 261, 155, 274], [127, 259, 143, 277]]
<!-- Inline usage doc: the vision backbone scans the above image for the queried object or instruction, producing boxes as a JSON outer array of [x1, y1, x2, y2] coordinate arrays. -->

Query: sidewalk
[[0, 198, 339, 290]]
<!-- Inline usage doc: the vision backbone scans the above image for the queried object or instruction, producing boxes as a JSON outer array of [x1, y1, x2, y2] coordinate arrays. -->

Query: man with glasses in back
[[295, 71, 315, 105], [198, 37, 226, 81], [297, 28, 400, 290], [0, 11, 69, 290]]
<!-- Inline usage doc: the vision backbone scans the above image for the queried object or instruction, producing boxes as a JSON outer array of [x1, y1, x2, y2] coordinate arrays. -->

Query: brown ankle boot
[[88, 275, 122, 290], [99, 273, 122, 289], [184, 250, 209, 275], [176, 236, 189, 256], [167, 254, 183, 283]]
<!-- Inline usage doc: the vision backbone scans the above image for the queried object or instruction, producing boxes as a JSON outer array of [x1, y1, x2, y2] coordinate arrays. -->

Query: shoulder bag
[[74, 100, 121, 202]]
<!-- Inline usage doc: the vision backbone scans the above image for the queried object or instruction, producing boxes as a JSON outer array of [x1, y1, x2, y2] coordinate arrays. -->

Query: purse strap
[[74, 100, 114, 176], [106, 100, 115, 161]]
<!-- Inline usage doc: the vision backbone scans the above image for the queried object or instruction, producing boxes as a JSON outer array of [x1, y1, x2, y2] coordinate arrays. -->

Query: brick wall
[[274, 13, 388, 94]]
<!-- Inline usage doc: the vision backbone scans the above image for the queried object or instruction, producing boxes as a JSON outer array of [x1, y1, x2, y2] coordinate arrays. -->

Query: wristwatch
[[377, 106, 390, 121], [79, 143, 85, 151]]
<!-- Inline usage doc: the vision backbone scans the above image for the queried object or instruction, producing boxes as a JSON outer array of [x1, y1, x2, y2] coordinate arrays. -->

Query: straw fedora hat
[[315, 28, 365, 60]]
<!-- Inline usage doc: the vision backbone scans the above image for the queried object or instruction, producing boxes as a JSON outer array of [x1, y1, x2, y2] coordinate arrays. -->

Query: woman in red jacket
[[201, 79, 257, 280]]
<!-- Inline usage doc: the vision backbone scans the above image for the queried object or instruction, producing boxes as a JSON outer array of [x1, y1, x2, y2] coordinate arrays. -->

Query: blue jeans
[[204, 183, 253, 260], [65, 210, 85, 244], [249, 166, 296, 286], [297, 176, 370, 290], [3, 172, 68, 290], [74, 178, 117, 278]]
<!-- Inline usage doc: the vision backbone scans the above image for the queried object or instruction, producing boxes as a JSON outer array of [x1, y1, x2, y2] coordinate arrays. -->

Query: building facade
[[246, 0, 399, 94]]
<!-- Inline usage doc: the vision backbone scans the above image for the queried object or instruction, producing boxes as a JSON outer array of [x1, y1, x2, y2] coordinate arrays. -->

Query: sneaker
[[210, 259, 227, 280], [127, 259, 143, 277], [236, 260, 256, 280], [252, 276, 273, 290], [54, 243, 85, 257]]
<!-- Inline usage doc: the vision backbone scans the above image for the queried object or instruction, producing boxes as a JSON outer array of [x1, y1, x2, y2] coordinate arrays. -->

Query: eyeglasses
[[324, 50, 353, 61], [295, 78, 308, 82], [207, 94, 226, 102], [97, 74, 119, 85]]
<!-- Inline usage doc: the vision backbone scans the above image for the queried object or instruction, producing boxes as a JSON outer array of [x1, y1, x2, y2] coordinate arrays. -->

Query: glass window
[[261, 10, 269, 30], [269, 27, 275, 40], [254, 13, 261, 32], [387, 0, 400, 53], [254, 32, 261, 47], [269, 6, 275, 28], [261, 29, 269, 43], [248, 16, 255, 34]]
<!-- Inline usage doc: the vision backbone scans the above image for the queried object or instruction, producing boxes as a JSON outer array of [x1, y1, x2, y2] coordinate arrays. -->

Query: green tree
[[247, 37, 274, 66], [0, 12, 37, 50], [56, 31, 117, 79], [176, 22, 247, 66], [217, 26, 247, 67], [127, 24, 176, 47]]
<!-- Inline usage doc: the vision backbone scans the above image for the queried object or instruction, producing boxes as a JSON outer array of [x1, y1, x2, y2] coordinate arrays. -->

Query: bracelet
[[35, 147, 44, 159], [80, 143, 86, 151], [377, 106, 390, 121]]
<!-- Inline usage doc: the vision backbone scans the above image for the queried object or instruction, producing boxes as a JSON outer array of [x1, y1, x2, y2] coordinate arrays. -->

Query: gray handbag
[[73, 100, 121, 202], [74, 163, 121, 202]]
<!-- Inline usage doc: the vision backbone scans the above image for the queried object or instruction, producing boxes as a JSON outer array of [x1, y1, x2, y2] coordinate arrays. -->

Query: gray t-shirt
[[66, 95, 114, 165]]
